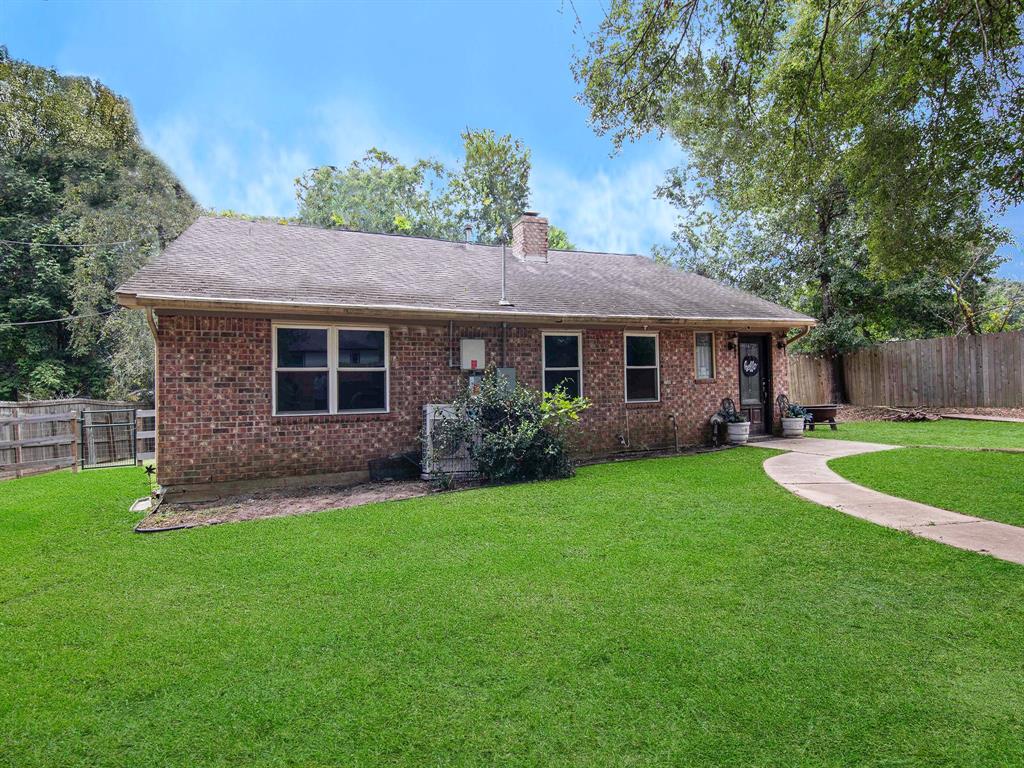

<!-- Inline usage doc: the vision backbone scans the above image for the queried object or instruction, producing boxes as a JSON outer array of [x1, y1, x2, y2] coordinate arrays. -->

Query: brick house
[[117, 213, 814, 494]]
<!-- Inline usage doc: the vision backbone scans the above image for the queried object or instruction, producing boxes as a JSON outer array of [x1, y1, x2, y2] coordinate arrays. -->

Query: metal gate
[[80, 408, 136, 469]]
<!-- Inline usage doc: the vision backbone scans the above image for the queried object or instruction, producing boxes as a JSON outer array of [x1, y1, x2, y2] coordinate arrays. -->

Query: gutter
[[116, 291, 817, 331], [783, 326, 811, 347]]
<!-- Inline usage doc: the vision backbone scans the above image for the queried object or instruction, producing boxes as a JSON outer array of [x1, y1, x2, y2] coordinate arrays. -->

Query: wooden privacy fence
[[0, 399, 154, 479], [788, 354, 834, 404], [844, 332, 1024, 408], [789, 331, 1024, 408]]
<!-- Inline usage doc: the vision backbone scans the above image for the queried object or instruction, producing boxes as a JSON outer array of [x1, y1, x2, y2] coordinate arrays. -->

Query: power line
[[0, 308, 119, 327], [0, 238, 139, 248]]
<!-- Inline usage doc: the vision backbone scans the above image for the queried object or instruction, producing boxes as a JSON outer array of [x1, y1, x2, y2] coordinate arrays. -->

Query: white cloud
[[143, 104, 684, 253], [143, 117, 310, 216], [531, 143, 683, 255], [313, 100, 456, 170]]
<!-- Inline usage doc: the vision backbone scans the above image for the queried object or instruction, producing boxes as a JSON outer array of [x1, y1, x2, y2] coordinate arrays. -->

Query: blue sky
[[2, 0, 1021, 275]]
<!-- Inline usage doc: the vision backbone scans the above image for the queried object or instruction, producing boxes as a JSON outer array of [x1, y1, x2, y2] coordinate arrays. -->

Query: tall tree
[[296, 129, 537, 245], [295, 149, 458, 239], [574, 0, 1023, 397], [0, 47, 196, 401], [449, 128, 531, 244]]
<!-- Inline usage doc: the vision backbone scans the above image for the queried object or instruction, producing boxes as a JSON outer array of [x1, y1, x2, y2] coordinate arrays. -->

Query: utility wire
[[0, 308, 119, 327], [0, 238, 139, 248]]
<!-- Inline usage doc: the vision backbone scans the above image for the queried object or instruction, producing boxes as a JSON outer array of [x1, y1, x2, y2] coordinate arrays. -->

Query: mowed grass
[[3, 452, 1024, 767], [809, 418, 1024, 449], [832, 447, 1024, 528]]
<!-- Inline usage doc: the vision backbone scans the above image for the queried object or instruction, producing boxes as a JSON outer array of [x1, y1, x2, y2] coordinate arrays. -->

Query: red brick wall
[[156, 315, 791, 487]]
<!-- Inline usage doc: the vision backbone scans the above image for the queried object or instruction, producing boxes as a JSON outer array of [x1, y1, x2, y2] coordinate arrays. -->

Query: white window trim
[[624, 331, 660, 403], [541, 331, 583, 396], [272, 322, 390, 416], [694, 331, 716, 381]]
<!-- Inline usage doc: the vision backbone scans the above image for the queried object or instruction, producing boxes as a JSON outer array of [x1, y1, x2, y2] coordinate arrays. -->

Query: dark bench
[[803, 404, 839, 431]]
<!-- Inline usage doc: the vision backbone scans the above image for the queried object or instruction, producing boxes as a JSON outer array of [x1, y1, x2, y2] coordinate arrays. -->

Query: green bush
[[434, 369, 591, 484]]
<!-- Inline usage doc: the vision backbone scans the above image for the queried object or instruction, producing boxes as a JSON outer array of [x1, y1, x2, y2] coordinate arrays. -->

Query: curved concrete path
[[753, 438, 1024, 566]]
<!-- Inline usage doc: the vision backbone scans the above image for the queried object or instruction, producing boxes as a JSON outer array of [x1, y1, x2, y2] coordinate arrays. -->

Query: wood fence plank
[[792, 332, 1023, 409]]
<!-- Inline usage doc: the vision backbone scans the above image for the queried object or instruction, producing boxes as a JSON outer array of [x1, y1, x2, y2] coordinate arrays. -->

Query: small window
[[275, 328, 329, 413], [338, 330, 387, 412], [695, 332, 715, 380], [542, 333, 582, 398], [273, 325, 389, 415], [624, 333, 659, 402]]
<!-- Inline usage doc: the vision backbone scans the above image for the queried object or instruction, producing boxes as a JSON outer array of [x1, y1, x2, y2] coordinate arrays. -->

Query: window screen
[[625, 334, 659, 401], [542, 334, 581, 398], [695, 332, 715, 380]]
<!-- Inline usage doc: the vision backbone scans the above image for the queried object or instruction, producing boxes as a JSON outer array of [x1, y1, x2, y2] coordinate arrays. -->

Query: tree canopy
[[574, 0, 1024, 362], [296, 128, 569, 246], [0, 47, 197, 401]]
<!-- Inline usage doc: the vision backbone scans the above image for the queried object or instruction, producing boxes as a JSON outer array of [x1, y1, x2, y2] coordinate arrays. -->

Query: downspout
[[145, 307, 159, 474], [502, 322, 508, 367], [449, 319, 455, 368], [145, 307, 159, 340]]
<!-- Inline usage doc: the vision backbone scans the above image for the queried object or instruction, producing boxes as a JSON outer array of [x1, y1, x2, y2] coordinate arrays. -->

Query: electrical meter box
[[460, 338, 485, 371]]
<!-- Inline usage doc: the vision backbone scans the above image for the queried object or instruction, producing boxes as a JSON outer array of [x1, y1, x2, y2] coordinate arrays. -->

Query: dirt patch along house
[[116, 212, 814, 494]]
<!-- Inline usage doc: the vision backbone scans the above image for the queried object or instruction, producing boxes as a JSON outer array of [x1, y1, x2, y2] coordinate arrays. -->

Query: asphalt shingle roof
[[117, 216, 814, 325]]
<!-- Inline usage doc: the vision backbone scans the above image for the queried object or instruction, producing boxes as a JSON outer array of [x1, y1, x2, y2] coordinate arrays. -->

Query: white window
[[273, 324, 389, 415], [542, 332, 582, 398], [695, 332, 715, 380], [624, 333, 659, 402]]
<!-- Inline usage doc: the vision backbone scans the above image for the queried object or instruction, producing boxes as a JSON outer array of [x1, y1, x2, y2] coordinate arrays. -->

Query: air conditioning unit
[[421, 404, 476, 480]]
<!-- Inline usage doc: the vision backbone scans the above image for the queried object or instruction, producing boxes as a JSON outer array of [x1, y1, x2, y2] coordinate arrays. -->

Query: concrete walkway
[[753, 437, 1024, 566]]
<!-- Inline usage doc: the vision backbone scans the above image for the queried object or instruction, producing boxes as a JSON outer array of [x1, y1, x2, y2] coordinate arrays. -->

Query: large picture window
[[624, 333, 659, 402], [695, 332, 715, 380], [273, 325, 389, 415], [542, 332, 582, 398]]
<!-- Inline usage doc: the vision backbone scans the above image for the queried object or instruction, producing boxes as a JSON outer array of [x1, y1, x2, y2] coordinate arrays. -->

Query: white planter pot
[[781, 416, 805, 437], [727, 421, 750, 444]]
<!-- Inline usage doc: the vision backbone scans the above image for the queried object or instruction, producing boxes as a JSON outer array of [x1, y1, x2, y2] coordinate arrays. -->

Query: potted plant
[[781, 403, 807, 438], [726, 412, 751, 444]]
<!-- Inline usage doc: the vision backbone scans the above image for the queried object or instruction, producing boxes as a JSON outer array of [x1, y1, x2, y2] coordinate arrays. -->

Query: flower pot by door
[[781, 416, 805, 437], [727, 422, 750, 444]]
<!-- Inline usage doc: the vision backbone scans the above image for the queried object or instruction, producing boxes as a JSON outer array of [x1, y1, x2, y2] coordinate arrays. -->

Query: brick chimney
[[511, 211, 548, 262]]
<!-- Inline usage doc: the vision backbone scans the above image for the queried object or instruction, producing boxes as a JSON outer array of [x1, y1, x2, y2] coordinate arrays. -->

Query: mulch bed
[[837, 405, 1024, 422], [136, 479, 431, 532]]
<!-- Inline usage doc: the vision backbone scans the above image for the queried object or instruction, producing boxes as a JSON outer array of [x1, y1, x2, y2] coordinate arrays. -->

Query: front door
[[738, 336, 771, 434]]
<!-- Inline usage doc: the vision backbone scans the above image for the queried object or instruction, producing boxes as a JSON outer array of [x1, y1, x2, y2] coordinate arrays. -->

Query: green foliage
[[296, 129, 552, 247], [295, 148, 459, 239], [434, 368, 591, 483], [548, 225, 576, 250], [0, 47, 197, 400], [574, 0, 1023, 352], [715, 397, 747, 423], [783, 403, 807, 419], [448, 128, 531, 244]]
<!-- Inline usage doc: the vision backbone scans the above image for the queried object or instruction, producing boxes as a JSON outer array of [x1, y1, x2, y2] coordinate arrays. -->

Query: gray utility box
[[460, 338, 485, 371]]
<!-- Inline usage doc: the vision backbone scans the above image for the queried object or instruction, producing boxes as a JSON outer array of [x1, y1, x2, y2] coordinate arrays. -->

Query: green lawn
[[809, 418, 1024, 449], [832, 447, 1024, 528], [3, 453, 1024, 766]]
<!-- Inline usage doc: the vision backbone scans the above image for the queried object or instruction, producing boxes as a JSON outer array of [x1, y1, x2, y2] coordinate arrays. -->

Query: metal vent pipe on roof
[[499, 242, 512, 306]]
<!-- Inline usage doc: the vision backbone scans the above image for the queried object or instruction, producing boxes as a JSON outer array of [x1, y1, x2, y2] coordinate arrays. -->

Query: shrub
[[433, 369, 591, 484]]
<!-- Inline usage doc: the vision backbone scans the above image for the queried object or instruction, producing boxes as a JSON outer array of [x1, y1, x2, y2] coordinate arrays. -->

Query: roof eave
[[115, 291, 817, 329]]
